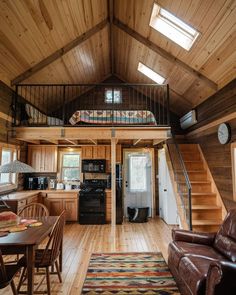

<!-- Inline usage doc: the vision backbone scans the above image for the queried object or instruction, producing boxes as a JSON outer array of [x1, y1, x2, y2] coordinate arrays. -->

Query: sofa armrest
[[206, 261, 236, 295], [172, 229, 216, 245]]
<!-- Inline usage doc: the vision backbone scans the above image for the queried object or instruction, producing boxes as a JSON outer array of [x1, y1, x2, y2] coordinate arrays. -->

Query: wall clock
[[218, 123, 231, 144]]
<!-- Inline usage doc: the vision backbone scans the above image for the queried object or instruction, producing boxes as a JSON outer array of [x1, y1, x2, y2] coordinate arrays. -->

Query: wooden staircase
[[178, 144, 226, 232]]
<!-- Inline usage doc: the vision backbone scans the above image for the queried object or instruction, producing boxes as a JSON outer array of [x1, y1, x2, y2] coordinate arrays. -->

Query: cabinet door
[[106, 191, 111, 223], [28, 146, 42, 172], [47, 199, 63, 216], [82, 146, 93, 159], [116, 145, 122, 163], [105, 146, 111, 172], [43, 146, 57, 172], [93, 146, 106, 159], [64, 199, 78, 221]]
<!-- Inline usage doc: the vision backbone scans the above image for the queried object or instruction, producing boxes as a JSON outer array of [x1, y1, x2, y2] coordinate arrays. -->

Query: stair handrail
[[168, 136, 192, 230]]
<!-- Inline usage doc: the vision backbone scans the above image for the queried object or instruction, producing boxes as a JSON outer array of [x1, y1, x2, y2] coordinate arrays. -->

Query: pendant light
[[0, 160, 35, 173]]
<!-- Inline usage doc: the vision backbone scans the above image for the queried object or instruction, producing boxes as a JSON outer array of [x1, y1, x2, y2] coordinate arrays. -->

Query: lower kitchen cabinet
[[106, 191, 111, 223], [45, 193, 78, 221]]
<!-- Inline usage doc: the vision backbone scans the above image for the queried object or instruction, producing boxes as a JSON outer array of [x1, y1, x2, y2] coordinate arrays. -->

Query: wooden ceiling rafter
[[108, 0, 114, 74], [11, 19, 109, 86], [113, 18, 218, 91], [133, 139, 142, 146]]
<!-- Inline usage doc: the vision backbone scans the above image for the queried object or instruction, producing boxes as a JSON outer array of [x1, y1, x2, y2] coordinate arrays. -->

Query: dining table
[[0, 216, 62, 295]]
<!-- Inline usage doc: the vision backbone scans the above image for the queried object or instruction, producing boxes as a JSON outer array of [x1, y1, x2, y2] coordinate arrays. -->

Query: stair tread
[[183, 192, 216, 196], [179, 181, 211, 184], [192, 205, 221, 210], [192, 220, 222, 225]]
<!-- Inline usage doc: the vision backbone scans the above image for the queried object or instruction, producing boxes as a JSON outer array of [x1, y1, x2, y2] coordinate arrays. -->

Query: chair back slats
[[40, 210, 66, 265], [0, 250, 7, 282], [18, 203, 49, 218]]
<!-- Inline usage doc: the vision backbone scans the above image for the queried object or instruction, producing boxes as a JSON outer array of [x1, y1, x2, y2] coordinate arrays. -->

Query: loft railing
[[12, 83, 170, 127], [168, 138, 192, 230]]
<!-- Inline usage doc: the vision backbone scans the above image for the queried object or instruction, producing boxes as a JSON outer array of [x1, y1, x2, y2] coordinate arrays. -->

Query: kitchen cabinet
[[46, 192, 78, 221], [81, 145, 122, 173], [27, 194, 38, 204], [106, 191, 111, 223], [28, 145, 57, 172], [82, 146, 93, 158]]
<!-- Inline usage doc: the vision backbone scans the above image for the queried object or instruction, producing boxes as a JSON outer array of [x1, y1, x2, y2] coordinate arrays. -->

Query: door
[[158, 148, 178, 224], [123, 150, 153, 217]]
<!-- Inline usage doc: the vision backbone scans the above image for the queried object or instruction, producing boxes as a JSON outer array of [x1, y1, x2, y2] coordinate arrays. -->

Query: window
[[232, 143, 236, 200], [105, 88, 122, 103], [0, 147, 17, 187], [149, 3, 200, 51], [60, 152, 81, 181], [138, 62, 165, 84], [129, 155, 147, 192]]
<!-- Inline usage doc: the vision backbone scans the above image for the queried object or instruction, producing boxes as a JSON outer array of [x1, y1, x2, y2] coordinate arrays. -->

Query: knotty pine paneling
[[193, 119, 236, 210]]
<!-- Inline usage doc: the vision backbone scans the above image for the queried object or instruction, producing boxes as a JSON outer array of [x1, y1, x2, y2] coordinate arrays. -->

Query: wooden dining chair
[[17, 210, 66, 295], [0, 249, 22, 295], [18, 203, 49, 218]]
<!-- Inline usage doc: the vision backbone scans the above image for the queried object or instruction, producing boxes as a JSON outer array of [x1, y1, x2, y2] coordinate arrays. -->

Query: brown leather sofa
[[168, 210, 236, 295]]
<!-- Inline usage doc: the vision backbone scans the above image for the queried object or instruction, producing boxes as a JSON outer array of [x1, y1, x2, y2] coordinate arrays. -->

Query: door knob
[[164, 189, 167, 192]]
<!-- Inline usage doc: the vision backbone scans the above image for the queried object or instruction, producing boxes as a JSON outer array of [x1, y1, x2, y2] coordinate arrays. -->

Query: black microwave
[[82, 159, 106, 173]]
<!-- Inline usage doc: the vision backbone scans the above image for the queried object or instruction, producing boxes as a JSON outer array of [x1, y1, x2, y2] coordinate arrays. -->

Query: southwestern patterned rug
[[81, 252, 180, 294]]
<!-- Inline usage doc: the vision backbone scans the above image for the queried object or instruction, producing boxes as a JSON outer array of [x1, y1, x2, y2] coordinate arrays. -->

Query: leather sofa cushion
[[178, 256, 209, 295], [214, 211, 236, 262], [172, 241, 227, 262]]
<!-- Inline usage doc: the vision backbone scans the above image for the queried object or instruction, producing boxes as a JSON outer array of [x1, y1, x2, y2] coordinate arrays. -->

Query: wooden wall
[[188, 80, 236, 210]]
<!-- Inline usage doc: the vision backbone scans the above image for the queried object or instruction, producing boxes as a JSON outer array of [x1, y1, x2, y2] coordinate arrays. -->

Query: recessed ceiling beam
[[113, 18, 218, 91], [11, 19, 109, 85], [153, 139, 165, 145], [133, 139, 142, 146], [43, 139, 58, 145], [18, 139, 41, 145], [64, 139, 78, 145], [89, 139, 97, 145]]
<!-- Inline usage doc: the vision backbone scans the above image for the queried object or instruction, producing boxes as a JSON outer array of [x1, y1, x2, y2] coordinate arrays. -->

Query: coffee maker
[[25, 177, 48, 190]]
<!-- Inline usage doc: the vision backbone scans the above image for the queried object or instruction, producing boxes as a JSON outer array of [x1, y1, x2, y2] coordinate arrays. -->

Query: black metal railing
[[12, 83, 170, 127], [168, 138, 192, 230]]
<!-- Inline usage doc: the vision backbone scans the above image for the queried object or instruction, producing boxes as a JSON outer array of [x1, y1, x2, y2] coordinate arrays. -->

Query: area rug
[[82, 252, 180, 294]]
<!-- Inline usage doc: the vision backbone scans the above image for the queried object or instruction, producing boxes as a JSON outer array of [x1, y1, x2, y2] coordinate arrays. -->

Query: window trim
[[105, 88, 122, 104], [59, 149, 81, 182], [0, 143, 19, 193], [231, 142, 236, 201], [149, 3, 200, 51]]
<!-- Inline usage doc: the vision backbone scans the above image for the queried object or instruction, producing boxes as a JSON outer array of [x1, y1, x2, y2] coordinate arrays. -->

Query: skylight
[[138, 62, 165, 85], [149, 3, 200, 51]]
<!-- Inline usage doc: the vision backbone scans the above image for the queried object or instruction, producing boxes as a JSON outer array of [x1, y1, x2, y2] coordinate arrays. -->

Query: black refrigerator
[[116, 164, 123, 224]]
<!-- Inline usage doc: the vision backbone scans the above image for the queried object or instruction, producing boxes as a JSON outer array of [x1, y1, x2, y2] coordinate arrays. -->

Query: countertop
[[0, 189, 111, 201], [0, 190, 79, 201]]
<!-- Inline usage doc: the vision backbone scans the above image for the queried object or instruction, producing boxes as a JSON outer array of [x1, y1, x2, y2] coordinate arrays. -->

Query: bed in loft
[[15, 83, 169, 127], [24, 104, 157, 126], [69, 110, 157, 125]]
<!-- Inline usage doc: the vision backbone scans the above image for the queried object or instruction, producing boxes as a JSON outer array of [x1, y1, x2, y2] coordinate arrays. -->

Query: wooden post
[[111, 136, 116, 226]]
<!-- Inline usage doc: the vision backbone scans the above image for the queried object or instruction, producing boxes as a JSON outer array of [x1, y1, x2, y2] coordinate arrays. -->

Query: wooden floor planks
[[1, 217, 174, 295]]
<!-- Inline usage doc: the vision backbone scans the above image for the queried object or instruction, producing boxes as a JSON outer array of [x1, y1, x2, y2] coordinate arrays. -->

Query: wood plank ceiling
[[0, 0, 235, 115]]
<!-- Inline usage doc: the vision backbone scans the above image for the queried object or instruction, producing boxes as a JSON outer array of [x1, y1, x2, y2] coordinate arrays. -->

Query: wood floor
[[1, 217, 175, 295]]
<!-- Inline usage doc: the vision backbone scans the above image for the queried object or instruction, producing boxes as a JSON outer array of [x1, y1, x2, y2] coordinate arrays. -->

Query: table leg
[[26, 245, 35, 295]]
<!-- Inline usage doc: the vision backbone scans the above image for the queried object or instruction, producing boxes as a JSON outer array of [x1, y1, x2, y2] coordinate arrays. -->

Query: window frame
[[0, 143, 19, 193], [231, 142, 236, 201], [149, 3, 200, 51], [59, 150, 81, 182], [104, 88, 122, 104], [128, 154, 148, 193]]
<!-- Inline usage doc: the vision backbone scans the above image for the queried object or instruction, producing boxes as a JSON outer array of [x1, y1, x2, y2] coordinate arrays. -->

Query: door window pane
[[129, 156, 147, 192]]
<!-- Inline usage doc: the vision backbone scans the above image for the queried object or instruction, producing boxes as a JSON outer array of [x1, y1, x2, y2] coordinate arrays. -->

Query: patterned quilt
[[69, 110, 157, 125]]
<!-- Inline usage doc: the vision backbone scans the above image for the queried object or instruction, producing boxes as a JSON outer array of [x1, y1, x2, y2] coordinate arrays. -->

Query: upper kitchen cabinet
[[28, 145, 58, 172], [82, 145, 121, 162]]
